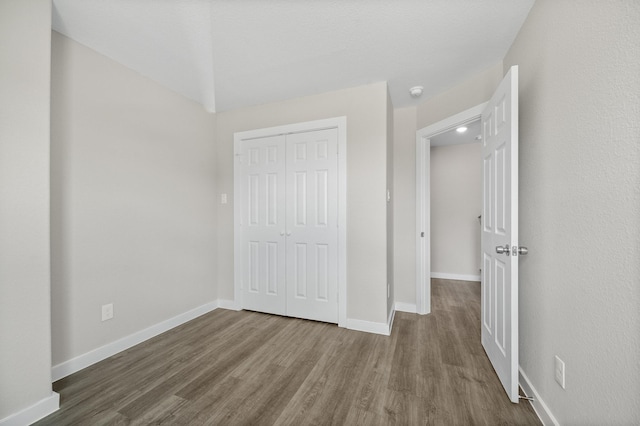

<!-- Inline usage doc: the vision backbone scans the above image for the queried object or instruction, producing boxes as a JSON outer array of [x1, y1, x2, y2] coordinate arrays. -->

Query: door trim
[[415, 103, 487, 315], [234, 117, 347, 327]]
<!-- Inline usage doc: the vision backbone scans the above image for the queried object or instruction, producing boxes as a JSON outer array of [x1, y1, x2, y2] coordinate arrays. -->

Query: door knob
[[280, 231, 285, 236], [496, 244, 510, 255], [517, 246, 528, 255], [286, 231, 292, 236]]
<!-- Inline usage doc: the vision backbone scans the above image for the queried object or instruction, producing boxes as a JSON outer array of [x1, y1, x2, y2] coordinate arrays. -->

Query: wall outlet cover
[[102, 303, 114, 321]]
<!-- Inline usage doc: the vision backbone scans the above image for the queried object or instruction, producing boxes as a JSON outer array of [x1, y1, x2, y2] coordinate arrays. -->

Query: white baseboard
[[0, 392, 59, 426], [217, 299, 241, 311], [431, 272, 481, 282], [395, 302, 417, 313], [52, 300, 220, 381], [346, 317, 391, 336], [222, 299, 394, 336], [519, 367, 559, 426]]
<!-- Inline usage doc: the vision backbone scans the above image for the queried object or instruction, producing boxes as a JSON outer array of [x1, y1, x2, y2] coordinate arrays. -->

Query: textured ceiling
[[52, 0, 534, 113]]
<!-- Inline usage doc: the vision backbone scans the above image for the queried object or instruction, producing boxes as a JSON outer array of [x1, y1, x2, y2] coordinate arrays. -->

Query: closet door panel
[[240, 135, 287, 315], [285, 129, 339, 323]]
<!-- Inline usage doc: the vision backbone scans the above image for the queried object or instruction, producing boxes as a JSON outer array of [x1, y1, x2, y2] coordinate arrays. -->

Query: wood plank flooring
[[36, 279, 540, 425]]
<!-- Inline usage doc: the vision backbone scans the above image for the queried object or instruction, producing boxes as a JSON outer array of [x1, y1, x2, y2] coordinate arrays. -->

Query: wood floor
[[37, 279, 540, 425]]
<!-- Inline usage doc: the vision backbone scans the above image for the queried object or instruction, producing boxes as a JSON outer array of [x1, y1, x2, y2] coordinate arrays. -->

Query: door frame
[[234, 117, 347, 327], [415, 103, 487, 315]]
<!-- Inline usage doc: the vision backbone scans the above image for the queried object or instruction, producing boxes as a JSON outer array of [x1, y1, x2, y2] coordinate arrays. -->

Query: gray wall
[[417, 62, 503, 129], [216, 82, 390, 324], [392, 107, 417, 307], [386, 90, 394, 319], [430, 143, 482, 278], [504, 0, 640, 423], [50, 33, 218, 365], [0, 0, 54, 418]]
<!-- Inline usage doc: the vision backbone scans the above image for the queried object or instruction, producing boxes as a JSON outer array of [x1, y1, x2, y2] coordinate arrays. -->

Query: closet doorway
[[234, 117, 347, 325]]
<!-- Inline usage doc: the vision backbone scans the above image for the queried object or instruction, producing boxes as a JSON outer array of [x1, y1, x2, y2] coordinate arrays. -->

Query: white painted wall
[[50, 33, 218, 365], [216, 82, 390, 324], [386, 90, 395, 319], [430, 143, 482, 278], [0, 0, 55, 420], [504, 0, 640, 423], [392, 106, 417, 307], [417, 62, 503, 129]]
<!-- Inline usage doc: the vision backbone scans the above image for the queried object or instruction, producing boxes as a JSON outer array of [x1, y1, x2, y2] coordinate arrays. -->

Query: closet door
[[285, 129, 339, 323], [240, 135, 287, 316]]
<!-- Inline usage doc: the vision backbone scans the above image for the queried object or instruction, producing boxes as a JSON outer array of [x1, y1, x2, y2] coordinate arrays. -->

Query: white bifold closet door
[[240, 128, 338, 323], [241, 134, 287, 316]]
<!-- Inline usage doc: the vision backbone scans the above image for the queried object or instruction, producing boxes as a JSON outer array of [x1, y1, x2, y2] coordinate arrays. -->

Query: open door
[[481, 65, 522, 403]]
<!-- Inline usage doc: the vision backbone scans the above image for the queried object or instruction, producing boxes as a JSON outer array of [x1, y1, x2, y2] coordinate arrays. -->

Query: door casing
[[234, 117, 347, 327]]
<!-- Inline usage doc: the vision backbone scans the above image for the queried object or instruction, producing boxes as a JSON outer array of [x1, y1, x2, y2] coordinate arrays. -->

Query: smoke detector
[[409, 86, 424, 98]]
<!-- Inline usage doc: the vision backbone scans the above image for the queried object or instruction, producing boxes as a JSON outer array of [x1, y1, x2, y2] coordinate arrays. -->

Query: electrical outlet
[[221, 193, 228, 204], [101, 303, 113, 321], [554, 355, 566, 389]]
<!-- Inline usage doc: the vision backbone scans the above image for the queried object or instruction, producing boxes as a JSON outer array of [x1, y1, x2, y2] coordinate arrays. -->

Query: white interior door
[[481, 65, 520, 403], [240, 135, 287, 316], [285, 129, 339, 323], [237, 128, 339, 324]]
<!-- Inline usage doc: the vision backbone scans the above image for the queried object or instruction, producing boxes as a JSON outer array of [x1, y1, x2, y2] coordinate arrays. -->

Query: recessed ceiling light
[[456, 126, 468, 133], [409, 86, 424, 98]]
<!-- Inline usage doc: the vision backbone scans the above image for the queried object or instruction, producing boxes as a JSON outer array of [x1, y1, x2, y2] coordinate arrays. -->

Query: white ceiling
[[51, 0, 534, 113]]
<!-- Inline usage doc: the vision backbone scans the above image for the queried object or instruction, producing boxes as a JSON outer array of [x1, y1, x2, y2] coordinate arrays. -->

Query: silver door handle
[[496, 244, 510, 255], [286, 231, 292, 236], [517, 246, 528, 255], [280, 231, 285, 236]]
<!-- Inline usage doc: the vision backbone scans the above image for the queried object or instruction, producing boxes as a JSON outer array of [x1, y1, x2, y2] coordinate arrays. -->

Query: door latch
[[496, 244, 528, 256], [514, 246, 528, 256]]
